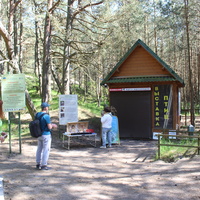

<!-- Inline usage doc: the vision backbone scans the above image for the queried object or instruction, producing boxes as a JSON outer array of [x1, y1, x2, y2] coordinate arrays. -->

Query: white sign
[[110, 87, 151, 92], [153, 132, 160, 140], [169, 130, 176, 139], [59, 95, 78, 125], [1, 74, 26, 112]]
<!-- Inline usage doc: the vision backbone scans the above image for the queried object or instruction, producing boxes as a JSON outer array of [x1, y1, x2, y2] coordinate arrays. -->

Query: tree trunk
[[61, 0, 73, 95], [184, 0, 195, 125], [198, 53, 200, 105], [26, 90, 37, 119], [153, 0, 157, 54], [18, 4, 23, 73], [42, 0, 53, 102], [0, 4, 37, 119]]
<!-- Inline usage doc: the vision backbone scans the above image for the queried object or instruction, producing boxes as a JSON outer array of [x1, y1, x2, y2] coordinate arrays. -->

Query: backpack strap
[[36, 113, 47, 120], [36, 113, 49, 132]]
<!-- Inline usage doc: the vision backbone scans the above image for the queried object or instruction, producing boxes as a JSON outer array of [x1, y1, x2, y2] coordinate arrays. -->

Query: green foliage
[[78, 98, 105, 116], [1, 119, 8, 132], [1, 119, 30, 140], [50, 95, 59, 110], [71, 84, 86, 96], [155, 138, 198, 162], [10, 126, 30, 139]]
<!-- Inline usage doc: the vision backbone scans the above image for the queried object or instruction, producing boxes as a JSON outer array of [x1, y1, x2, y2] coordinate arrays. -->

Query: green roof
[[101, 39, 184, 86], [106, 76, 178, 84]]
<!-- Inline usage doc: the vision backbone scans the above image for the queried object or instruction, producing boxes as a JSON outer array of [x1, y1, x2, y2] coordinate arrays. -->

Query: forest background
[[0, 0, 199, 124]]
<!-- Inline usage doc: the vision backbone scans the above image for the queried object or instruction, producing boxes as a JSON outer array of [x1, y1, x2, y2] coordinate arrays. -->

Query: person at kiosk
[[100, 106, 112, 148], [35, 102, 57, 170]]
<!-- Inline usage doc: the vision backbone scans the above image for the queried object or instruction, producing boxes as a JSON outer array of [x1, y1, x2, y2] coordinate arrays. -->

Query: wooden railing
[[156, 132, 200, 159]]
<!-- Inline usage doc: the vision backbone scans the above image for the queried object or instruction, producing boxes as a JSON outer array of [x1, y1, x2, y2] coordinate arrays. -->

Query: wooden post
[[18, 112, 22, 154], [158, 135, 160, 159], [8, 112, 12, 154], [185, 110, 187, 126]]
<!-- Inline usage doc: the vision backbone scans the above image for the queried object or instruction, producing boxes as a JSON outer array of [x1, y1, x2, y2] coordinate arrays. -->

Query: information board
[[59, 95, 78, 125], [107, 115, 120, 144], [1, 74, 26, 112]]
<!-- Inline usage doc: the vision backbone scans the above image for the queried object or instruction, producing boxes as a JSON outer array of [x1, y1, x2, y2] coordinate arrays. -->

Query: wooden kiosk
[[101, 39, 184, 139]]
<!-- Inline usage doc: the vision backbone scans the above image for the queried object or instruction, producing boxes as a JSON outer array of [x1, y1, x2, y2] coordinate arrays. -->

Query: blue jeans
[[102, 127, 112, 147], [36, 135, 52, 166]]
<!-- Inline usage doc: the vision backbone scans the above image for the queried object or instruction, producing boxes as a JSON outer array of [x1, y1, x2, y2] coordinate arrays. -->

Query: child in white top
[[100, 107, 112, 148]]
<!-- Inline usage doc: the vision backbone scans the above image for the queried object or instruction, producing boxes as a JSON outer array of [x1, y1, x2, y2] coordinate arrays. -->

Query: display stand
[[62, 121, 97, 149], [62, 132, 97, 150]]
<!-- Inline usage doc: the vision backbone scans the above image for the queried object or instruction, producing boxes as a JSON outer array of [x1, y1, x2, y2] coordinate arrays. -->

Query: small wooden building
[[101, 39, 184, 139]]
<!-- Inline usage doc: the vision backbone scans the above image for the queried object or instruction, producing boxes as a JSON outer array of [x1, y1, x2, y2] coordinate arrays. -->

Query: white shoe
[[100, 146, 106, 148], [107, 145, 112, 148]]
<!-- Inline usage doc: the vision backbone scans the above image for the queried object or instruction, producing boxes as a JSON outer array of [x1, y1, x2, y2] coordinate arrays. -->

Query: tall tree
[[42, 0, 53, 102], [50, 0, 104, 95], [0, 6, 37, 118], [184, 0, 195, 125]]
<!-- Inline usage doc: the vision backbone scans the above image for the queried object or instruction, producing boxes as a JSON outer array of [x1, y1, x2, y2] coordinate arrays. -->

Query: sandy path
[[1, 138, 200, 200]]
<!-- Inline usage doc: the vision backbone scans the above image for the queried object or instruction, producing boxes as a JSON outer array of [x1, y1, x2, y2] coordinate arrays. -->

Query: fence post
[[158, 135, 160, 159], [184, 110, 187, 126]]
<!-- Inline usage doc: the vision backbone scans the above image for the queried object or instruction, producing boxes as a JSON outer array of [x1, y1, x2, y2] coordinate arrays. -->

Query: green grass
[[155, 138, 198, 162], [2, 76, 108, 141], [79, 100, 103, 116]]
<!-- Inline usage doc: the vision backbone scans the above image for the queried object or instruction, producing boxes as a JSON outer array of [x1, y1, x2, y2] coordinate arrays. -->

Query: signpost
[[1, 74, 26, 154], [110, 115, 120, 144], [106, 115, 120, 145]]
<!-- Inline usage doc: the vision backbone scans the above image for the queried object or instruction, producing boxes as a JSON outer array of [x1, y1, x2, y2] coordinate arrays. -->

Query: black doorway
[[110, 91, 152, 139]]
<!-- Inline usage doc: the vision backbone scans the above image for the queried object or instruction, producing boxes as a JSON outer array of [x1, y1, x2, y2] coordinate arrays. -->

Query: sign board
[[110, 87, 151, 92], [107, 115, 120, 144], [169, 130, 176, 139], [154, 85, 173, 129], [153, 132, 160, 140], [59, 95, 78, 125], [1, 74, 26, 112]]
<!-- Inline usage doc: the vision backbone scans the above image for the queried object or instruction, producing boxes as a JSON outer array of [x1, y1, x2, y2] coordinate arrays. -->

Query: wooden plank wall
[[112, 46, 171, 77]]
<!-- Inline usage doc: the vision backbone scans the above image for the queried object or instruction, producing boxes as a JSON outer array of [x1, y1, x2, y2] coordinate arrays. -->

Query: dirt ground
[[1, 111, 200, 200]]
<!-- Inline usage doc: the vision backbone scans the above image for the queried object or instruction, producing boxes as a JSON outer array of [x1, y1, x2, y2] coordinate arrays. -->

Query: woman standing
[[100, 106, 112, 148]]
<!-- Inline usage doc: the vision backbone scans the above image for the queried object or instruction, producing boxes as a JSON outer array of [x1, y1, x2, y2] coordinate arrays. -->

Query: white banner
[[59, 95, 78, 125]]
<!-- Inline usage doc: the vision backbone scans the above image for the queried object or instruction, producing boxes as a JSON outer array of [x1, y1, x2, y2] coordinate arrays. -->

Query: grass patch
[[155, 138, 198, 162], [79, 99, 104, 116], [1, 118, 31, 140]]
